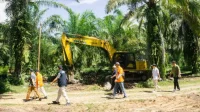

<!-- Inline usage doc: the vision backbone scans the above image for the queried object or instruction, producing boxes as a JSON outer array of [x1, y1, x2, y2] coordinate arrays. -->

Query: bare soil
[[1, 77, 200, 112]]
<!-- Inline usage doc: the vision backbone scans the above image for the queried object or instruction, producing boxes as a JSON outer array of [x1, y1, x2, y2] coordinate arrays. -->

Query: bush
[[0, 79, 10, 94], [80, 67, 111, 85], [0, 66, 10, 93], [136, 79, 154, 88], [8, 75, 24, 85]]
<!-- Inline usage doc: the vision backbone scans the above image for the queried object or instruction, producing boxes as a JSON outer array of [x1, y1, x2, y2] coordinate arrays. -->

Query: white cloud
[[79, 0, 98, 4], [0, 2, 7, 23], [69, 0, 98, 6]]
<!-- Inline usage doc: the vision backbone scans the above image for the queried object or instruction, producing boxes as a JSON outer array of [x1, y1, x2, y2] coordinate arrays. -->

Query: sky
[[0, 1, 7, 22], [0, 0, 128, 23]]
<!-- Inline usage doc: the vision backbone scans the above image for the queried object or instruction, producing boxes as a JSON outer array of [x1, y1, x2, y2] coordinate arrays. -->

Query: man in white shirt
[[152, 64, 161, 92]]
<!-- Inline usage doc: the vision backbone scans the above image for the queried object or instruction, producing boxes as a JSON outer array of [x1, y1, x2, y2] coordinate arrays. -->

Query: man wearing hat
[[25, 69, 42, 102], [111, 62, 127, 98], [152, 64, 161, 92], [51, 65, 70, 105]]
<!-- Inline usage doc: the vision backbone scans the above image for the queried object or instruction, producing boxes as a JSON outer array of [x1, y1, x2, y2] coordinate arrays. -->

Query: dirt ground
[[1, 77, 200, 112]]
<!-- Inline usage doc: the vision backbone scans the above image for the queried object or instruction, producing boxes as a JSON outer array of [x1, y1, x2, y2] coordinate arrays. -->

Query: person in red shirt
[[111, 62, 127, 98]]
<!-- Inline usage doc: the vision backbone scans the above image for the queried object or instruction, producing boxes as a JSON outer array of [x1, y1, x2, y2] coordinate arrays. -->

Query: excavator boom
[[61, 33, 116, 66]]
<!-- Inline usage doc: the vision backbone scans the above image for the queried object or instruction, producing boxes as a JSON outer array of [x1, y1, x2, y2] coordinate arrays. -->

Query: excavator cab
[[112, 52, 136, 69], [112, 52, 150, 81]]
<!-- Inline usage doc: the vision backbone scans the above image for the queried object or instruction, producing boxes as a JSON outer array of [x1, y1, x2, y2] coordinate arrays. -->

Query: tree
[[6, 0, 33, 78], [0, 23, 10, 66], [167, 0, 200, 73], [4, 0, 79, 80], [106, 0, 166, 79]]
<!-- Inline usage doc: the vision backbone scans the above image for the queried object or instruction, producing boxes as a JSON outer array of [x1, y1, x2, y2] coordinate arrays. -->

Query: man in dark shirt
[[171, 61, 181, 92], [51, 65, 70, 105]]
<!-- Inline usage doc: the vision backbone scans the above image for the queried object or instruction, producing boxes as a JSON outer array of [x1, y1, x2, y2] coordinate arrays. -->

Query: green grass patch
[[135, 77, 200, 88], [9, 84, 27, 93], [159, 77, 200, 87], [8, 83, 55, 93], [135, 79, 154, 88], [85, 84, 103, 91], [86, 103, 95, 111]]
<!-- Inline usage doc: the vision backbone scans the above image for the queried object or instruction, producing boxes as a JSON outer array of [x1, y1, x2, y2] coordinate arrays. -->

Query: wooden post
[[37, 23, 42, 71]]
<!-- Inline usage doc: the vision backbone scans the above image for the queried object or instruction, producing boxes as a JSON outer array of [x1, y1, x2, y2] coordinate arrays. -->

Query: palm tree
[[106, 0, 166, 79], [0, 23, 10, 66], [5, 0, 33, 78], [4, 0, 79, 80], [167, 0, 200, 73], [63, 10, 104, 69]]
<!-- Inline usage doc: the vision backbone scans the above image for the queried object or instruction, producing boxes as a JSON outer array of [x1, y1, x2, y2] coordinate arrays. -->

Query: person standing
[[51, 65, 70, 105], [111, 62, 127, 98], [35, 70, 47, 99], [152, 64, 161, 92], [110, 65, 122, 94], [171, 61, 181, 92], [25, 69, 42, 102]]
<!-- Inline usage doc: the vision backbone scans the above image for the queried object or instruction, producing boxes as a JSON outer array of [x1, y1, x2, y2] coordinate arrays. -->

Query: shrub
[[0, 79, 10, 94], [0, 66, 10, 93], [80, 67, 111, 85], [8, 75, 24, 85], [136, 79, 154, 88]]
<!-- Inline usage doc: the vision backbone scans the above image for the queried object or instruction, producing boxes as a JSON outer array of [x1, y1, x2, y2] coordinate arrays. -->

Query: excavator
[[61, 33, 151, 81]]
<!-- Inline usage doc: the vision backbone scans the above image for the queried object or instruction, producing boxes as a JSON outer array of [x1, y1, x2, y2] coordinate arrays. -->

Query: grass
[[86, 103, 95, 111], [135, 76, 200, 88], [6, 76, 200, 94], [9, 84, 27, 93], [85, 84, 103, 91], [8, 83, 56, 93], [158, 77, 200, 87]]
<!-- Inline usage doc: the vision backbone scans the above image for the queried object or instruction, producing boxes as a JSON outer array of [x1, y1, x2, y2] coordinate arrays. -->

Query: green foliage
[[0, 80, 10, 94], [136, 79, 154, 88], [8, 76, 24, 86], [0, 66, 8, 75], [80, 67, 111, 85], [0, 0, 199, 86], [0, 66, 10, 93]]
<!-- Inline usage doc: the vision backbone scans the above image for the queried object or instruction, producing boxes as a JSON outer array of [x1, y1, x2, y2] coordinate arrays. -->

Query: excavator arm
[[61, 33, 116, 66]]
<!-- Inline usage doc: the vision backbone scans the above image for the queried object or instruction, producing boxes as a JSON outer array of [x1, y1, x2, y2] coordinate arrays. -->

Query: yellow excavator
[[61, 33, 151, 81]]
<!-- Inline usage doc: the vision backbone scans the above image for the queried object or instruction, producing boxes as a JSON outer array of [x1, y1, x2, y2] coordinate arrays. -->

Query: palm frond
[[188, 1, 200, 17], [35, 0, 72, 13], [42, 14, 65, 33], [34, 8, 49, 25], [106, 0, 130, 13]]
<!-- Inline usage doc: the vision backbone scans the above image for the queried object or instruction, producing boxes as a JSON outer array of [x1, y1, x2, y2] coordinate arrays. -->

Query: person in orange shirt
[[111, 62, 127, 98], [35, 70, 47, 99]]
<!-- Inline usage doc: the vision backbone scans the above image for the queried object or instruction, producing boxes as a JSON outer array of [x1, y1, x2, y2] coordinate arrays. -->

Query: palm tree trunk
[[159, 33, 166, 79]]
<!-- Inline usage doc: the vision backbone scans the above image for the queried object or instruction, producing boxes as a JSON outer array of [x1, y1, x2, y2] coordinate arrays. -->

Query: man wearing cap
[[171, 61, 181, 92], [152, 64, 161, 92], [51, 65, 70, 105], [35, 70, 47, 99], [111, 62, 127, 98], [110, 65, 122, 94], [25, 69, 42, 102]]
